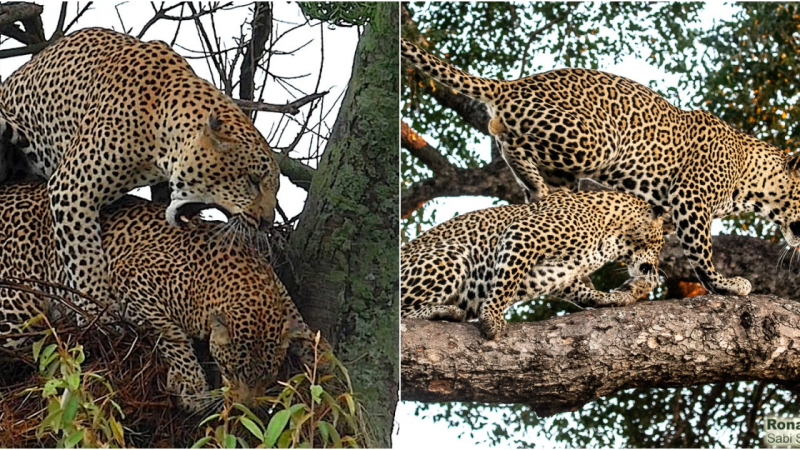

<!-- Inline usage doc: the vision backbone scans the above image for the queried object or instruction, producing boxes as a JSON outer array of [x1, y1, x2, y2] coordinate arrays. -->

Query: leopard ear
[[209, 312, 231, 345], [651, 205, 667, 220], [649, 205, 675, 235], [203, 113, 234, 149], [787, 153, 800, 177]]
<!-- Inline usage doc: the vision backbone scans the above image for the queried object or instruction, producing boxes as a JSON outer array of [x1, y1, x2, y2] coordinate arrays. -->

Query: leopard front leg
[[557, 276, 654, 307], [670, 192, 751, 295], [158, 333, 212, 411], [479, 224, 540, 340], [47, 157, 119, 322]]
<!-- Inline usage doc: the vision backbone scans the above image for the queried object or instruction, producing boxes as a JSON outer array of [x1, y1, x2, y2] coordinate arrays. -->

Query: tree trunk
[[401, 295, 800, 417], [277, 4, 399, 446]]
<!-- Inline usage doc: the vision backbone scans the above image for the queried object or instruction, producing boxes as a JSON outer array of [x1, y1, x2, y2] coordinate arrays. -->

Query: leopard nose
[[790, 221, 800, 237], [639, 263, 654, 275], [258, 217, 273, 232]]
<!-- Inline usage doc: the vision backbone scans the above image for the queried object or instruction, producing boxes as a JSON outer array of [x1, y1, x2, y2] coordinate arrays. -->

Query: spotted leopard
[[401, 190, 666, 339], [402, 37, 800, 296], [0, 27, 279, 319], [0, 183, 318, 411]]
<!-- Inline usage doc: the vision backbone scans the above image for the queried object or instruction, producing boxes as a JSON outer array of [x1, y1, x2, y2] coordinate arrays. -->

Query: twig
[[235, 91, 328, 115]]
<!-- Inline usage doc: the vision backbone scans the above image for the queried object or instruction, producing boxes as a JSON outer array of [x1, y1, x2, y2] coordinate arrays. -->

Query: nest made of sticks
[[0, 276, 371, 448]]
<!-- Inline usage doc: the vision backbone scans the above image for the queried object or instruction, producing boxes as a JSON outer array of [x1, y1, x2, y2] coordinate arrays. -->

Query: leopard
[[401, 190, 667, 340], [0, 182, 320, 411], [401, 37, 800, 297], [0, 27, 280, 320]]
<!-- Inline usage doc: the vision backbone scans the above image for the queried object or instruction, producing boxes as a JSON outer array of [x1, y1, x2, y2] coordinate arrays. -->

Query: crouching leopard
[[0, 27, 280, 320], [401, 190, 666, 340], [0, 183, 321, 411], [401, 37, 800, 297]]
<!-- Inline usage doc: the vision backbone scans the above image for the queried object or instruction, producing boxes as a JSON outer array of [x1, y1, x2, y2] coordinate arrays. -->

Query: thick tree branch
[[401, 295, 800, 416], [0, 2, 42, 32], [401, 158, 525, 219], [401, 121, 454, 175], [274, 152, 314, 191], [239, 2, 271, 102]]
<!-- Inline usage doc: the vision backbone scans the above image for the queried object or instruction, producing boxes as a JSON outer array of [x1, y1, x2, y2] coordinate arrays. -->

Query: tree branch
[[401, 295, 800, 416], [274, 152, 314, 191], [238, 2, 271, 102], [0, 2, 42, 31], [401, 153, 525, 219], [235, 91, 328, 115], [401, 121, 454, 175]]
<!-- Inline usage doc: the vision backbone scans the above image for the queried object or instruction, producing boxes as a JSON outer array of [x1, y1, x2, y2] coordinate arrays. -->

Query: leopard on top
[[401, 190, 666, 340], [402, 37, 800, 297], [0, 183, 320, 411], [0, 28, 280, 318]]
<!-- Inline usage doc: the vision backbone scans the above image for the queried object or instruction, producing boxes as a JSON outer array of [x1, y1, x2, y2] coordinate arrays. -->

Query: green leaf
[[39, 343, 58, 372], [61, 394, 80, 428], [264, 410, 291, 448], [191, 436, 213, 448], [224, 434, 237, 449], [317, 420, 333, 444], [109, 416, 125, 445], [198, 413, 222, 428], [240, 417, 264, 442], [32, 336, 46, 361], [277, 429, 293, 448], [310, 385, 323, 404], [66, 372, 81, 391], [63, 429, 84, 449], [233, 403, 265, 428], [288, 403, 307, 416], [43, 378, 64, 397]]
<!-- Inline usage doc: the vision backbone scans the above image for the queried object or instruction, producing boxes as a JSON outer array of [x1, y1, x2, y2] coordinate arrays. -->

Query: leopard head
[[207, 298, 303, 408], [166, 111, 279, 234], [622, 204, 667, 285]]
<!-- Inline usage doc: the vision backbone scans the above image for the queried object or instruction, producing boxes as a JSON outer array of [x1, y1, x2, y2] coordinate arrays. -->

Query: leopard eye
[[247, 173, 261, 190]]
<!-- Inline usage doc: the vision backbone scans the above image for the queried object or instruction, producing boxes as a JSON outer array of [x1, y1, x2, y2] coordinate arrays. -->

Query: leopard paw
[[478, 312, 506, 340], [710, 276, 751, 296]]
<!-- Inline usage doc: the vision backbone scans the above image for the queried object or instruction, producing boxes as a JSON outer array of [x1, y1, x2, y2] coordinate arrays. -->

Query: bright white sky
[[396, 3, 739, 448]]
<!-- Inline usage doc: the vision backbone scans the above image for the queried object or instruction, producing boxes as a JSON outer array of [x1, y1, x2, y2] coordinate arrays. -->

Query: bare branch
[[239, 2, 272, 101], [235, 91, 328, 115]]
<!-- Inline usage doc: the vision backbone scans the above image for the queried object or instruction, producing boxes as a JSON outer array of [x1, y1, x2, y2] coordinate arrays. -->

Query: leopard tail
[[401, 38, 503, 105]]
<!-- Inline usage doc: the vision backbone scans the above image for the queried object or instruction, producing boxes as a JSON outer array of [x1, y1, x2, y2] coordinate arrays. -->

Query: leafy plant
[[26, 325, 125, 448], [193, 333, 369, 448]]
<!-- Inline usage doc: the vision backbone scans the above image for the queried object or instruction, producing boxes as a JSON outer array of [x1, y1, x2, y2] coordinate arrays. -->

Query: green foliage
[[194, 334, 369, 448], [298, 2, 377, 27], [27, 329, 125, 448]]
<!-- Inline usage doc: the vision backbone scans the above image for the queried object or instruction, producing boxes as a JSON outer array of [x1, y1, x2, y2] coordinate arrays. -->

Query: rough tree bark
[[401, 295, 800, 416], [277, 4, 399, 446]]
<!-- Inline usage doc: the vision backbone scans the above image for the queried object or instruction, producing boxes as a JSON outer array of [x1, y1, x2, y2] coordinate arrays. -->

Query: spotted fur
[[0, 28, 280, 318], [0, 183, 317, 411], [401, 190, 665, 339], [402, 38, 800, 296]]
